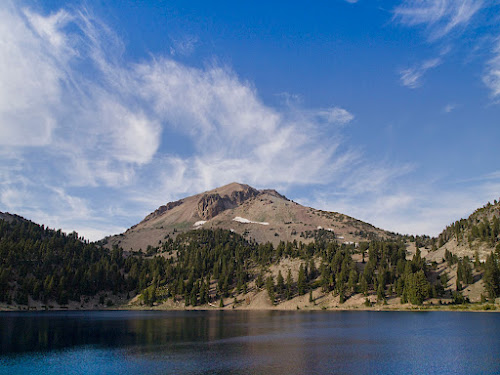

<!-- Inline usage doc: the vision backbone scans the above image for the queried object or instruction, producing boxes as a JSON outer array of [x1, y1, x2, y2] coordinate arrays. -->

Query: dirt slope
[[103, 182, 393, 251]]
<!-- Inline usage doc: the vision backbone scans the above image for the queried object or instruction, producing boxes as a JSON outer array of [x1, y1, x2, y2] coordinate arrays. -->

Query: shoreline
[[1, 303, 498, 313], [2, 289, 499, 313]]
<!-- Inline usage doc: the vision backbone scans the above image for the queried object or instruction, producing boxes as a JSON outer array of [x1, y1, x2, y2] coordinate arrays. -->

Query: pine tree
[[142, 288, 151, 306], [339, 288, 345, 304], [276, 270, 285, 294], [266, 276, 275, 304], [348, 269, 358, 293], [308, 258, 317, 281], [484, 253, 500, 299], [256, 270, 264, 289], [474, 251, 481, 270], [297, 264, 306, 296], [377, 284, 385, 302], [190, 282, 198, 306], [403, 270, 430, 305], [395, 277, 404, 296], [359, 275, 368, 296], [151, 286, 157, 305], [199, 281, 207, 305], [320, 264, 330, 292], [286, 269, 293, 300]]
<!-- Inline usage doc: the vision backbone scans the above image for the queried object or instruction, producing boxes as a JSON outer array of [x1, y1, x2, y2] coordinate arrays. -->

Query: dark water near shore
[[0, 310, 499, 374]]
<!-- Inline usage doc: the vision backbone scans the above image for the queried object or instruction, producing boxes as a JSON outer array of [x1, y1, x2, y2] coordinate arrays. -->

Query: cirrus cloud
[[393, 0, 500, 98], [0, 1, 375, 240]]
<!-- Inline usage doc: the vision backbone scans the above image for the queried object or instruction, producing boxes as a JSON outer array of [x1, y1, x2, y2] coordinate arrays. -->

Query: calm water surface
[[0, 310, 499, 374]]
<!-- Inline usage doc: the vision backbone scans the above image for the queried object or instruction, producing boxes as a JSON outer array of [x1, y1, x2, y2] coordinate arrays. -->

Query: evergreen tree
[[395, 277, 404, 296], [266, 276, 275, 304], [348, 269, 358, 294], [403, 270, 430, 305], [484, 252, 500, 299], [474, 251, 481, 270], [286, 269, 293, 300], [308, 258, 317, 281], [276, 270, 285, 294], [143, 288, 151, 306], [359, 275, 368, 296], [256, 270, 264, 289], [297, 264, 306, 296], [190, 282, 198, 306], [377, 284, 385, 302], [320, 264, 330, 292], [339, 288, 345, 304]]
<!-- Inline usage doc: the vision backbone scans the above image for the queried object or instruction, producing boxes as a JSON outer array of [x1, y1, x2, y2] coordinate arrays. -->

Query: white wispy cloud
[[394, 0, 484, 40], [443, 103, 456, 113], [457, 170, 500, 183], [1, 1, 497, 242], [0, 1, 375, 240], [394, 1, 500, 98], [0, 2, 162, 183], [321, 107, 355, 125], [483, 38, 500, 98], [302, 176, 500, 237], [0, 5, 65, 147], [399, 57, 442, 88], [339, 162, 415, 195], [169, 34, 199, 57], [482, 170, 500, 180]]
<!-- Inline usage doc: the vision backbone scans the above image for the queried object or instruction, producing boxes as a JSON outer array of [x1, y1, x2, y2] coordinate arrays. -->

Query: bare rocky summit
[[104, 182, 393, 252], [197, 185, 259, 220]]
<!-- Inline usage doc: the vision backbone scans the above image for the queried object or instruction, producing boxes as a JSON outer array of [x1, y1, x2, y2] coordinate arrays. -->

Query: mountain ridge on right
[[423, 199, 500, 263]]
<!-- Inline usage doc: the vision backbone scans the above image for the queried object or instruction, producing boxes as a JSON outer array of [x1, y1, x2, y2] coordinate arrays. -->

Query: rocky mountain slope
[[2, 190, 499, 312], [0, 212, 26, 223], [103, 182, 394, 252], [422, 199, 500, 263]]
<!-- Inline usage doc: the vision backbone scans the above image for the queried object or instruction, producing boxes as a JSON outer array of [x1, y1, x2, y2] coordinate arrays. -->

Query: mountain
[[103, 182, 394, 252], [0, 212, 27, 224], [423, 199, 500, 263], [0, 214, 135, 309], [1, 194, 499, 312]]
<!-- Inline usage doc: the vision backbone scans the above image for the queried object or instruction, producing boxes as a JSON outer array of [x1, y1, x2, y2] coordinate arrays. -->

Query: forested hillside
[[144, 230, 432, 307], [3, 211, 498, 311], [437, 199, 500, 250], [0, 217, 160, 307]]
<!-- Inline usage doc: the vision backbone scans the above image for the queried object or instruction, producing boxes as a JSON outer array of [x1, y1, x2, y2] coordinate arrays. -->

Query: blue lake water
[[0, 310, 499, 374]]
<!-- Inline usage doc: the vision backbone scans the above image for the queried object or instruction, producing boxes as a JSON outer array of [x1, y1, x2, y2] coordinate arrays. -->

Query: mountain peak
[[140, 183, 259, 225], [197, 183, 259, 220], [206, 182, 254, 196], [105, 183, 392, 252], [205, 183, 288, 201]]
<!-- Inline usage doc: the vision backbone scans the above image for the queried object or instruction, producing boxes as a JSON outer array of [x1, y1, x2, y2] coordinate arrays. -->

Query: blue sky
[[1, 0, 499, 240]]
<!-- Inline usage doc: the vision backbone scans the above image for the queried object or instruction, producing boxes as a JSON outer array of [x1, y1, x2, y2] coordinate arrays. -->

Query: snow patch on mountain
[[233, 217, 269, 225]]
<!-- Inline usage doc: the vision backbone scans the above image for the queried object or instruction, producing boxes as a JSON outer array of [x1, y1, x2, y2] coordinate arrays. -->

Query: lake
[[0, 310, 499, 374]]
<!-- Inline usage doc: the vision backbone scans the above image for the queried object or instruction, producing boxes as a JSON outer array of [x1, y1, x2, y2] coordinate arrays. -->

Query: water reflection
[[0, 311, 499, 375]]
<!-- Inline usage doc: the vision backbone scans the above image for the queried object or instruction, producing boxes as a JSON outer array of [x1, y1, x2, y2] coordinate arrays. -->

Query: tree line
[[1, 217, 497, 308]]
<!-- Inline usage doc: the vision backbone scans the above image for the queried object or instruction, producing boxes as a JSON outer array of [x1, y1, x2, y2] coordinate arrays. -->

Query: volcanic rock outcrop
[[104, 182, 391, 252]]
